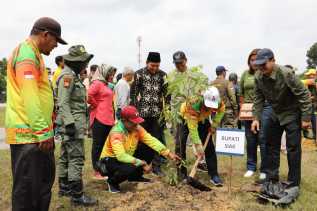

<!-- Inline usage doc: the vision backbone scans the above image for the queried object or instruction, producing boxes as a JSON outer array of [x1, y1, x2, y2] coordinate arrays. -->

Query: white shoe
[[244, 170, 255, 178], [259, 173, 266, 180]]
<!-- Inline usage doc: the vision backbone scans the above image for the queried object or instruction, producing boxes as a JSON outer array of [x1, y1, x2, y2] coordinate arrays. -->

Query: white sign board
[[215, 128, 245, 156]]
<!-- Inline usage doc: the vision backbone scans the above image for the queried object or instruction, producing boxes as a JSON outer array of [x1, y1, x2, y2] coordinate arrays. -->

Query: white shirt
[[114, 78, 130, 109]]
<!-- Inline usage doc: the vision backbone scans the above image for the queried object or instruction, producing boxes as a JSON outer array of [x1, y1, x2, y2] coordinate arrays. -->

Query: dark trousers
[[175, 120, 219, 178], [104, 146, 148, 185], [264, 112, 302, 186], [244, 105, 269, 172], [10, 144, 55, 211], [139, 117, 165, 166], [91, 118, 112, 171]]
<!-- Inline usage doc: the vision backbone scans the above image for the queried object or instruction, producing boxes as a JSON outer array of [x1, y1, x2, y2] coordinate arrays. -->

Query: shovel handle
[[189, 132, 212, 178]]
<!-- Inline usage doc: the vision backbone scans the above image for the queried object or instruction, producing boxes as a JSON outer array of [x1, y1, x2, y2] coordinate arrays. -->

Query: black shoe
[[128, 176, 151, 183], [153, 167, 166, 177], [58, 177, 71, 197], [71, 194, 97, 206], [107, 182, 121, 193], [197, 163, 208, 172]]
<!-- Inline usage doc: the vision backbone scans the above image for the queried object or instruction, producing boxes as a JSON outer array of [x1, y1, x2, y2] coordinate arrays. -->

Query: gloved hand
[[65, 123, 76, 137]]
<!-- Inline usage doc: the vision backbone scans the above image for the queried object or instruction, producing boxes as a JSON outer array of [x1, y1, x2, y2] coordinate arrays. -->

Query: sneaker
[[92, 171, 107, 180], [259, 173, 266, 180], [197, 163, 208, 172], [244, 170, 255, 178], [107, 182, 120, 193], [210, 175, 223, 187], [128, 176, 151, 183]]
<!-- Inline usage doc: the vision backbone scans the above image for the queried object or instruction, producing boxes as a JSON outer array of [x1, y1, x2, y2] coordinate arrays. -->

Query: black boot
[[69, 180, 97, 207], [58, 177, 71, 197]]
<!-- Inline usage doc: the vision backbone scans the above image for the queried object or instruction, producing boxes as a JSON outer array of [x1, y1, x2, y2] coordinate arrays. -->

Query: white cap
[[203, 86, 220, 109]]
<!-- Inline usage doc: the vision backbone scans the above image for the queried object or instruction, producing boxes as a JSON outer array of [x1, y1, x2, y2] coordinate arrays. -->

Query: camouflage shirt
[[253, 64, 311, 125]]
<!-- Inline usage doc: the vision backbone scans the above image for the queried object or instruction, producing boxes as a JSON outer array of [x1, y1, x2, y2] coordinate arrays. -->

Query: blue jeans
[[245, 104, 269, 172]]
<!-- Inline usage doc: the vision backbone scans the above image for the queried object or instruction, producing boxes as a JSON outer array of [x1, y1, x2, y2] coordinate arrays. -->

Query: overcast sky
[[1, 0, 316, 78]]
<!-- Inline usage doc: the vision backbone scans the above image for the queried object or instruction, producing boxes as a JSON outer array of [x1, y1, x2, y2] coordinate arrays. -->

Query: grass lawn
[[0, 107, 5, 127], [0, 131, 317, 210]]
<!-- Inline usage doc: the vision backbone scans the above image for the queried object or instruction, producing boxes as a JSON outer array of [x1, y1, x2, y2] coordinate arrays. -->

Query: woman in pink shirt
[[88, 64, 116, 179]]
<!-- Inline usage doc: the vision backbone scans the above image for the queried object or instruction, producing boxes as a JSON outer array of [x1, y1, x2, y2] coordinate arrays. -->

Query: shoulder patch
[[63, 75, 73, 88]]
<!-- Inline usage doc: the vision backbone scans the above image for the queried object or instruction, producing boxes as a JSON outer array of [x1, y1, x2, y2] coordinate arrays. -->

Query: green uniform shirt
[[56, 66, 87, 140], [240, 69, 256, 103], [211, 77, 238, 112], [253, 64, 311, 125]]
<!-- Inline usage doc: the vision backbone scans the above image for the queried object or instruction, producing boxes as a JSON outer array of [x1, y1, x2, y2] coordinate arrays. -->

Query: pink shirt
[[88, 80, 115, 127]]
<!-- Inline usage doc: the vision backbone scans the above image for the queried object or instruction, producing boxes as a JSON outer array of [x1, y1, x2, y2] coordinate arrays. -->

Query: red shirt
[[88, 80, 115, 126]]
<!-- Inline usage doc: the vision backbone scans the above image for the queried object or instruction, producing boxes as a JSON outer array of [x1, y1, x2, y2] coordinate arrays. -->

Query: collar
[[261, 65, 278, 81], [63, 65, 77, 76], [117, 120, 128, 134], [269, 65, 278, 80]]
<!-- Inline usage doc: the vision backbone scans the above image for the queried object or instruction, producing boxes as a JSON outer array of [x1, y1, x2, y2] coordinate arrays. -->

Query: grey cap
[[254, 48, 274, 65], [173, 51, 187, 63]]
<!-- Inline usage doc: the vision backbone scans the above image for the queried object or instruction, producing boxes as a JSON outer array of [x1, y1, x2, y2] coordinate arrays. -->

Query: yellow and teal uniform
[[100, 120, 170, 166]]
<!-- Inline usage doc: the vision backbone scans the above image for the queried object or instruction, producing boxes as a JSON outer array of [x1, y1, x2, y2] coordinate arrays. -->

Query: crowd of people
[[4, 17, 317, 210]]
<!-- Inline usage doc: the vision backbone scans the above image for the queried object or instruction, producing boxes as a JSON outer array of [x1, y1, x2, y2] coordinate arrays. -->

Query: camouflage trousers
[[58, 139, 85, 181], [221, 109, 238, 128]]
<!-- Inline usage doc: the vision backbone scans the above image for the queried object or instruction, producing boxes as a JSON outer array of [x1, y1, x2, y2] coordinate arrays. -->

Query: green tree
[[0, 58, 7, 102], [306, 43, 317, 69]]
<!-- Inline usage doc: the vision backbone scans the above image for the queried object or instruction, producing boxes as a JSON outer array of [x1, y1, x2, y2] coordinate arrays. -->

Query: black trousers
[[175, 120, 219, 178], [139, 117, 165, 166], [91, 118, 112, 171], [264, 113, 302, 186], [104, 145, 148, 185], [10, 144, 55, 211]]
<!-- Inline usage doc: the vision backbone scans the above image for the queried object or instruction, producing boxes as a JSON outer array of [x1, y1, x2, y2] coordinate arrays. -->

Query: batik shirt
[[130, 67, 168, 118]]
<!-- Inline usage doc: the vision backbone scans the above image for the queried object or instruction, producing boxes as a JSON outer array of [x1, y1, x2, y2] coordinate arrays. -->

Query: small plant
[[162, 65, 209, 125], [165, 160, 188, 186]]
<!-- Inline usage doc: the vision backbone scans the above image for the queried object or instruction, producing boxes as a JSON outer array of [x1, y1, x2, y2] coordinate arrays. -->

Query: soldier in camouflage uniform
[[211, 66, 238, 128], [56, 45, 97, 206]]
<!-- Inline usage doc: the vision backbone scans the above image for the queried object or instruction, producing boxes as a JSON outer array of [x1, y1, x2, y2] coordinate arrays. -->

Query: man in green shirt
[[167, 51, 210, 176], [251, 48, 311, 189]]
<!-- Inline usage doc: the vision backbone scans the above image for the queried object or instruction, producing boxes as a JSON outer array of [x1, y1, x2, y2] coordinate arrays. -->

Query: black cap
[[147, 52, 161, 63], [32, 17, 67, 45], [254, 48, 274, 65], [173, 51, 187, 63], [215, 65, 227, 73]]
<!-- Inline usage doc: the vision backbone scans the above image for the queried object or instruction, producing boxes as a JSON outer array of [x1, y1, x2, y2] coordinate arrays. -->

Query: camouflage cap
[[63, 45, 94, 62]]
